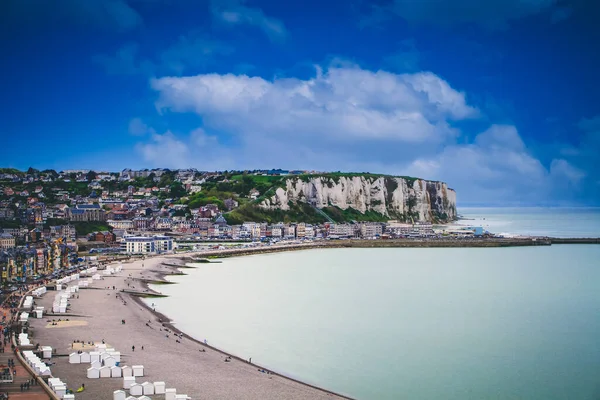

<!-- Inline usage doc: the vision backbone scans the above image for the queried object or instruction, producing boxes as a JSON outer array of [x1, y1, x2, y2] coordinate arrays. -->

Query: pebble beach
[[28, 255, 349, 400]]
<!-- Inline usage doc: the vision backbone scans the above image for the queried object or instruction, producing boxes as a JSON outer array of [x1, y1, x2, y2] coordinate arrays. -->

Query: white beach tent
[[132, 365, 144, 377], [125, 397, 137, 400], [80, 352, 91, 363], [91, 360, 102, 370], [96, 343, 108, 352], [90, 351, 101, 363], [69, 352, 81, 364], [141, 381, 154, 395], [87, 367, 100, 379], [54, 385, 66, 398], [138, 396, 152, 400], [175, 395, 192, 400], [48, 378, 62, 389], [123, 376, 136, 389], [165, 388, 177, 400], [104, 356, 117, 367], [109, 351, 121, 362], [63, 394, 75, 400], [113, 390, 127, 400], [100, 366, 112, 378], [111, 366, 122, 378], [41, 346, 53, 359], [130, 383, 143, 396], [122, 365, 133, 377], [153, 381, 166, 394]]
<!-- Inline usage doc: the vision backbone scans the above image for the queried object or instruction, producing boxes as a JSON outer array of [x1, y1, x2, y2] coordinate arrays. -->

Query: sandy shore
[[28, 255, 351, 400]]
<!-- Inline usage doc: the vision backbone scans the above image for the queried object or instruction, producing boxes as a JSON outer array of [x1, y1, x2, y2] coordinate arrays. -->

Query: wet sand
[[28, 255, 351, 400]]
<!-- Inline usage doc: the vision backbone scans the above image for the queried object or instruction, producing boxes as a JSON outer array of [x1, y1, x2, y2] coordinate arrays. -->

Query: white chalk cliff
[[259, 175, 457, 222]]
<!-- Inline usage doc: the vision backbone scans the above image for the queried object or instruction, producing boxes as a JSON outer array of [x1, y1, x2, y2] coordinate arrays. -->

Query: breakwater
[[549, 238, 600, 244], [180, 237, 558, 259]]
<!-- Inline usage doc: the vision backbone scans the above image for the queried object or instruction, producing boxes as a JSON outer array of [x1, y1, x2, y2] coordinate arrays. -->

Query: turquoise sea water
[[457, 207, 600, 238], [150, 244, 600, 400]]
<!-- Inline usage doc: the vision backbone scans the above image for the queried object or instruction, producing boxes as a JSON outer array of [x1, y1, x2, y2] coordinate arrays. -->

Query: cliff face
[[259, 175, 457, 223]]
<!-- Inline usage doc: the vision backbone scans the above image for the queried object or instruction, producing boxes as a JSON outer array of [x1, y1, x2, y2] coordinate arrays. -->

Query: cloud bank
[[135, 64, 589, 205]]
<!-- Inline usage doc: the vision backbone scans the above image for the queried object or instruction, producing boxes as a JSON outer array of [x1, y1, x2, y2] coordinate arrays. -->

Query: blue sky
[[2, 0, 599, 206]]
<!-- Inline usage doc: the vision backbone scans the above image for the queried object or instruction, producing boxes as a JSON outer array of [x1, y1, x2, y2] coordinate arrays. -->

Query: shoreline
[[28, 254, 354, 400]]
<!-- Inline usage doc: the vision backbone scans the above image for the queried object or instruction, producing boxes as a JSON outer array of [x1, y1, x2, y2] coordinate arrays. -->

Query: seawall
[[180, 237, 560, 259]]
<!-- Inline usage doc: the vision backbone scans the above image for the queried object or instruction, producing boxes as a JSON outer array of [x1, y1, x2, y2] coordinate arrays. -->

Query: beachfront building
[[121, 235, 173, 254], [327, 223, 354, 238], [0, 233, 16, 249], [359, 223, 383, 239]]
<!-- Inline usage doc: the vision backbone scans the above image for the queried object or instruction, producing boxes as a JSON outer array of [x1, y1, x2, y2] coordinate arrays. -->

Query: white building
[[328, 223, 354, 238], [359, 223, 383, 238], [121, 235, 173, 254], [242, 222, 261, 238], [107, 220, 134, 230]]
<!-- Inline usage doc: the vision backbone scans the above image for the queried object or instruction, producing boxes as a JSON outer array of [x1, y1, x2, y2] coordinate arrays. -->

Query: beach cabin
[[96, 343, 108, 352], [125, 397, 137, 400], [90, 351, 101, 363], [104, 356, 117, 367], [165, 388, 177, 400], [48, 378, 62, 389], [141, 381, 154, 395], [54, 385, 66, 398], [130, 383, 143, 396], [80, 352, 91, 363], [122, 365, 133, 377], [113, 390, 126, 400], [87, 367, 100, 379], [111, 366, 122, 378], [109, 351, 121, 362], [132, 365, 144, 377], [41, 346, 53, 359], [69, 352, 81, 364], [154, 381, 166, 394], [100, 366, 112, 378], [91, 360, 102, 370], [138, 396, 152, 400], [63, 395, 75, 400], [123, 376, 136, 389], [175, 395, 191, 400]]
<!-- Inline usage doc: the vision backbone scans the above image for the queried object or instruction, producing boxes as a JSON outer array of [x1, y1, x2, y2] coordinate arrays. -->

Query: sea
[[456, 207, 600, 238], [147, 208, 600, 400]]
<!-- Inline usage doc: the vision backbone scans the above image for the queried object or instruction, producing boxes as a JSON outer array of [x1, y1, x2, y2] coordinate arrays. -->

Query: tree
[[86, 170, 97, 181], [169, 182, 187, 198]]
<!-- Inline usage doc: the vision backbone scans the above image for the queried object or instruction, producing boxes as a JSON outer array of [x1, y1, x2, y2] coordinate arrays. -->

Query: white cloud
[[135, 128, 233, 170], [211, 0, 287, 41], [549, 159, 585, 184], [136, 132, 191, 169], [128, 118, 154, 136], [404, 125, 586, 205], [151, 65, 477, 145]]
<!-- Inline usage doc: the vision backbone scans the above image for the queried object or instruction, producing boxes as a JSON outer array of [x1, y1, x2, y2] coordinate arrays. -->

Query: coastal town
[[0, 167, 490, 284]]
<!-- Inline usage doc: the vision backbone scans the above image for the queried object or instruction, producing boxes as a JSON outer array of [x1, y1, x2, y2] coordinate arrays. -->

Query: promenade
[[0, 291, 49, 399]]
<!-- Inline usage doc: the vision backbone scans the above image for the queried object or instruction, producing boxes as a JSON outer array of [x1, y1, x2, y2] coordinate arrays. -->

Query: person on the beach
[[132, 345, 135, 352]]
